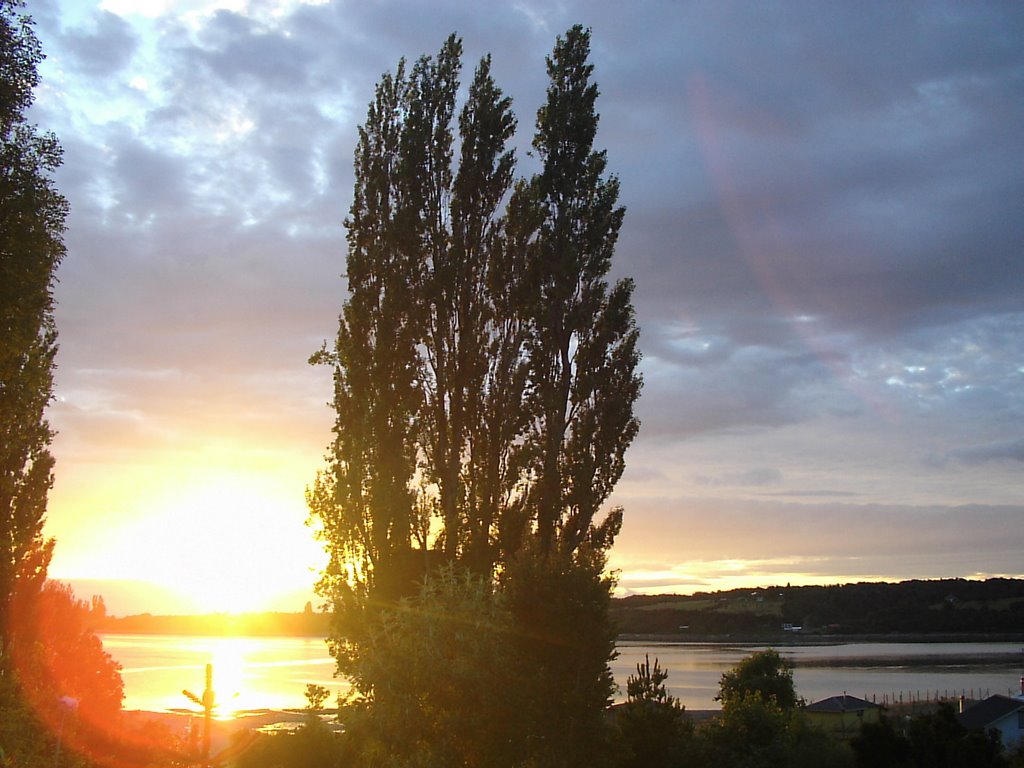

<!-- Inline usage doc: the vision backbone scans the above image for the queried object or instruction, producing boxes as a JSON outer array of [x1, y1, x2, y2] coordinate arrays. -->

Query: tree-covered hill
[[611, 578, 1024, 638], [95, 578, 1024, 639], [97, 610, 330, 637]]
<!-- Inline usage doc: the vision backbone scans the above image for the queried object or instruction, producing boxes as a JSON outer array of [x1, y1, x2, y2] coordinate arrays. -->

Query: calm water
[[613, 641, 1024, 710], [102, 634, 1024, 714], [102, 634, 341, 714]]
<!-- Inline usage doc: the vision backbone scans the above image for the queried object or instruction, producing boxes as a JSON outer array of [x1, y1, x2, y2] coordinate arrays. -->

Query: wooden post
[[202, 663, 214, 763], [182, 663, 215, 765]]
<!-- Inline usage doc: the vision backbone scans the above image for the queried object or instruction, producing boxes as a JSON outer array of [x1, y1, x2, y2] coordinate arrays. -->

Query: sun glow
[[209, 642, 250, 716], [136, 475, 322, 613], [50, 463, 326, 615]]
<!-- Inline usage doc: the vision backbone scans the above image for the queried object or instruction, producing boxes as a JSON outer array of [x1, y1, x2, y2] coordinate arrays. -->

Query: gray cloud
[[694, 467, 783, 487], [29, 0, 1024, 590], [950, 438, 1024, 466], [615, 497, 1024, 565], [60, 10, 138, 76]]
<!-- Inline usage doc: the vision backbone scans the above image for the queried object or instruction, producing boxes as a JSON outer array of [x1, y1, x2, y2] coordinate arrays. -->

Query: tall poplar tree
[[524, 24, 640, 557], [311, 27, 640, 766], [498, 28, 641, 764], [308, 35, 525, 676], [0, 0, 65, 656]]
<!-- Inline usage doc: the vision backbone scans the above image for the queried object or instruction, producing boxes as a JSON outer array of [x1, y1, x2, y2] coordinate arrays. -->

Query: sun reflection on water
[[107, 633, 343, 714], [208, 641, 250, 716]]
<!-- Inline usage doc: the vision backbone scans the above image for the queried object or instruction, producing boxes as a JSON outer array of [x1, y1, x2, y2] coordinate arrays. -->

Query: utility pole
[[183, 663, 215, 764]]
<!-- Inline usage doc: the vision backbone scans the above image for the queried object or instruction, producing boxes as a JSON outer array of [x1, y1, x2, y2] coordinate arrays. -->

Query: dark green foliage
[[0, 0, 65, 657], [236, 719, 344, 768], [850, 716, 912, 768], [0, 673, 55, 768], [501, 544, 620, 767], [699, 689, 855, 768], [0, 3, 82, 763], [2, 581, 123, 767], [691, 649, 854, 768], [522, 25, 640, 556], [308, 32, 525, 620], [717, 649, 800, 710], [703, 694, 792, 765], [339, 566, 520, 767], [615, 655, 695, 768], [311, 23, 639, 768], [782, 578, 1024, 635], [334, 552, 621, 768], [626, 654, 676, 705], [304, 683, 329, 712], [612, 578, 1024, 637], [905, 703, 1007, 768], [849, 705, 1010, 768]]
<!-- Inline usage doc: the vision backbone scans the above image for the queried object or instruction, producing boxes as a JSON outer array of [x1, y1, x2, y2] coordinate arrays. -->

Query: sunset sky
[[25, 0, 1024, 615]]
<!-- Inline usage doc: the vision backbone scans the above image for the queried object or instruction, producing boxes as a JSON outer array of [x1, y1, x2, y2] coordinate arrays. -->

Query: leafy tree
[[236, 719, 342, 768], [304, 683, 329, 712], [494, 33, 641, 762], [0, 0, 65, 661], [339, 566, 520, 767], [849, 704, 1009, 768], [310, 25, 639, 768], [716, 648, 801, 710], [905, 703, 1007, 768], [703, 693, 793, 767], [520, 25, 640, 558], [308, 34, 523, 604], [709, 648, 806, 767], [5, 580, 123, 765], [0, 2, 73, 762], [700, 650, 853, 768], [850, 716, 912, 768], [501, 540, 620, 767]]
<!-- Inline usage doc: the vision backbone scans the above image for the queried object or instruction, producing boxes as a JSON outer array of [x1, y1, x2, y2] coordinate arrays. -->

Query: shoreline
[[617, 631, 1024, 645], [122, 707, 317, 731], [120, 707, 338, 755]]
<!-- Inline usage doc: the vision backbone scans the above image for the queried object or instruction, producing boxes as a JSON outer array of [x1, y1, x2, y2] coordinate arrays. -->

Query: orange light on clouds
[[608, 555, 886, 596]]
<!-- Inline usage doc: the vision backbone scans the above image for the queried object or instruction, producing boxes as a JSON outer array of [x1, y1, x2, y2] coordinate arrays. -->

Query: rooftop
[[958, 695, 1024, 731], [804, 694, 880, 714]]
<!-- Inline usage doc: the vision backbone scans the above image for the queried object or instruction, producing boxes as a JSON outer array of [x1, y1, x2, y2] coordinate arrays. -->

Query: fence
[[860, 687, 1020, 713]]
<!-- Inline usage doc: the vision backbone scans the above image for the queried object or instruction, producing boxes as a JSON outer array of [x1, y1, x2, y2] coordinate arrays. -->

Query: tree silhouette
[[0, 0, 66, 669], [716, 648, 801, 710], [5, 581, 124, 764], [310, 26, 640, 767], [522, 24, 640, 557]]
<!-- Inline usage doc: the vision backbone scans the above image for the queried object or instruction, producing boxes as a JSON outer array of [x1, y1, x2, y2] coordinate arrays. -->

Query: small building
[[804, 694, 881, 738], [958, 695, 1024, 749]]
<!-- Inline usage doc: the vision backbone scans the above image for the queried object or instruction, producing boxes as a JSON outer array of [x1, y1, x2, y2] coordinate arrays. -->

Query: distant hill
[[98, 578, 1024, 639], [611, 578, 1024, 638], [98, 610, 330, 637]]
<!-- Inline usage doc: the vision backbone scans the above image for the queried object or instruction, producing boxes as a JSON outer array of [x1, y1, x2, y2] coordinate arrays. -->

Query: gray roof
[[958, 695, 1024, 731], [804, 694, 880, 714]]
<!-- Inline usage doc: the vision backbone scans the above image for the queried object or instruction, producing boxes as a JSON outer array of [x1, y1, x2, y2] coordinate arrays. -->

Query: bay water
[[102, 633, 1024, 714]]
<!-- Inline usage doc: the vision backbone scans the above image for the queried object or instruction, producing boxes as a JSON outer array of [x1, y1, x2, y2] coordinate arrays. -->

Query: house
[[958, 695, 1024, 748], [803, 694, 881, 738]]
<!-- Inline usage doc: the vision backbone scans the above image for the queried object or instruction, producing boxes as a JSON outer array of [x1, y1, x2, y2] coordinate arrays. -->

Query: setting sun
[[49, 459, 326, 615]]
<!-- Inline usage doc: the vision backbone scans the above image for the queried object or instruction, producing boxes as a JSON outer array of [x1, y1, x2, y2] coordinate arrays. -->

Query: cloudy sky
[[25, 0, 1024, 615]]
